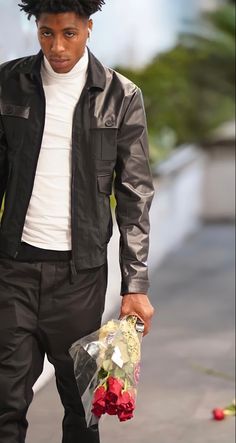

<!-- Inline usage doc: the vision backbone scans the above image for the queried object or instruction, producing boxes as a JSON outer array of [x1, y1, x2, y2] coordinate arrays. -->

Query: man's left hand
[[119, 293, 155, 336]]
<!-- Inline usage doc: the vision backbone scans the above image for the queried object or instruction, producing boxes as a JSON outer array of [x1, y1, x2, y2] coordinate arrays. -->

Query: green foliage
[[116, 2, 235, 162]]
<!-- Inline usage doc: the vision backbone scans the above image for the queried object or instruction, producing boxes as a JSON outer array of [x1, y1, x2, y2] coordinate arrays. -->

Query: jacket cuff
[[120, 279, 150, 296]]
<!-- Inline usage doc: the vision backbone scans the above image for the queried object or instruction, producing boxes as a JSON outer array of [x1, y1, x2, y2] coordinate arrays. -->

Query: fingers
[[120, 293, 155, 336]]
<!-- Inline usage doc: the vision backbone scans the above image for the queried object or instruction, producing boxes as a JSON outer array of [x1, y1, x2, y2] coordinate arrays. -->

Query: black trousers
[[0, 251, 107, 443]]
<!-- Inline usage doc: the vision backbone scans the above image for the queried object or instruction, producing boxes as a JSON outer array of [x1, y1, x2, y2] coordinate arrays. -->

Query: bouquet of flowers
[[69, 316, 144, 427]]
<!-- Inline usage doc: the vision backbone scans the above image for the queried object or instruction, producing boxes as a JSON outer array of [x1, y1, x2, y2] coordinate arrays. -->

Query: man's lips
[[50, 58, 70, 68], [50, 58, 70, 65], [49, 58, 71, 72]]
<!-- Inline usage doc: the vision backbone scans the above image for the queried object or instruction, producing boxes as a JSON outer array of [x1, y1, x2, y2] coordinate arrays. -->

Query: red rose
[[106, 377, 124, 403], [106, 402, 118, 415], [92, 386, 106, 418], [93, 385, 106, 404], [118, 410, 134, 422], [92, 403, 106, 418], [212, 408, 225, 421], [117, 391, 135, 422], [118, 391, 135, 411]]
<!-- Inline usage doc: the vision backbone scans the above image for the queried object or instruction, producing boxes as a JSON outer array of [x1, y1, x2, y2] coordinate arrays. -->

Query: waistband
[[0, 242, 72, 262]]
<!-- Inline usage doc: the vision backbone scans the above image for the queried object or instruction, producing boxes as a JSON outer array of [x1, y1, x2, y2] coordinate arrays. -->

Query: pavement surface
[[26, 224, 235, 443]]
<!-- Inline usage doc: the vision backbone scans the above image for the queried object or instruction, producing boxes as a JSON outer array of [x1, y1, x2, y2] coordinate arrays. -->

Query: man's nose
[[51, 37, 65, 53]]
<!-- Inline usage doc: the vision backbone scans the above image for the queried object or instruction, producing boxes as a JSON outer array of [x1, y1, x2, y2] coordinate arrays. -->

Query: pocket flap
[[0, 103, 30, 119], [97, 174, 113, 195]]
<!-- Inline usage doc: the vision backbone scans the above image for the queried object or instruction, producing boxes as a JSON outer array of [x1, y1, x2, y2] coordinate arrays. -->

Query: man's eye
[[42, 32, 52, 37], [65, 32, 75, 38]]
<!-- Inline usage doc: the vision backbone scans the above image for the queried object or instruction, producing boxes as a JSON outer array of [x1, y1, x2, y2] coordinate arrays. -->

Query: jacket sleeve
[[114, 87, 155, 295], [0, 117, 8, 211]]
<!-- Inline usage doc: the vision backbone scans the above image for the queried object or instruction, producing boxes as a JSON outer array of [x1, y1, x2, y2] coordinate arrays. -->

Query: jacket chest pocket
[[0, 103, 30, 154], [90, 127, 118, 161]]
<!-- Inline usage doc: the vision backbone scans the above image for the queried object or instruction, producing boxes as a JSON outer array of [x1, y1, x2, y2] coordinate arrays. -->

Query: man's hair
[[18, 0, 105, 19]]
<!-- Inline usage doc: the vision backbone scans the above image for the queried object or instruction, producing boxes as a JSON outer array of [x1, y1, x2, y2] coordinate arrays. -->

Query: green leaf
[[98, 368, 108, 380], [102, 360, 114, 372], [113, 367, 126, 379]]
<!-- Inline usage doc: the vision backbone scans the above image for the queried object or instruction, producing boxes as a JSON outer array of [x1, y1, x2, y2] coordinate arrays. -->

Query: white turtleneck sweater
[[22, 48, 89, 250]]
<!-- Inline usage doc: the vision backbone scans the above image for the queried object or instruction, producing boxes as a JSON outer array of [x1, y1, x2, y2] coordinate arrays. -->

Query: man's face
[[37, 12, 92, 73]]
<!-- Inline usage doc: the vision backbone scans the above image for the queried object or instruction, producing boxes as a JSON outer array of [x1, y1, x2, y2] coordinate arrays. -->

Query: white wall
[[201, 146, 236, 220]]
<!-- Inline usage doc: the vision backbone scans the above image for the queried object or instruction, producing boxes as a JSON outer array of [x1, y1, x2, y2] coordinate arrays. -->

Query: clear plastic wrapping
[[69, 316, 144, 427]]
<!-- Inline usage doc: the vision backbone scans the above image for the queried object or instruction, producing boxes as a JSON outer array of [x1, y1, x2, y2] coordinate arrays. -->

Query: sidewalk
[[26, 224, 235, 443]]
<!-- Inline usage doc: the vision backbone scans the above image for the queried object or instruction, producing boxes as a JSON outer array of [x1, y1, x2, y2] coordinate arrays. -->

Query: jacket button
[[105, 119, 115, 127]]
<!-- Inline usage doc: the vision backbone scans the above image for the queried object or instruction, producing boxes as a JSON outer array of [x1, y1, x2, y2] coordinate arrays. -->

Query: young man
[[0, 1, 155, 442]]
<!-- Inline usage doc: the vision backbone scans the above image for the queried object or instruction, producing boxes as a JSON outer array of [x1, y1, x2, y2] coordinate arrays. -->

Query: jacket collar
[[19, 47, 106, 91]]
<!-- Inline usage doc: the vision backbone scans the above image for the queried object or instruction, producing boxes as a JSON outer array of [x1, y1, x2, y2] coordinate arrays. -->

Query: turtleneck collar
[[42, 47, 89, 80]]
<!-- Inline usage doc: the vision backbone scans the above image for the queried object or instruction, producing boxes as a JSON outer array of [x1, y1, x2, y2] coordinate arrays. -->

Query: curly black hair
[[18, 0, 106, 19]]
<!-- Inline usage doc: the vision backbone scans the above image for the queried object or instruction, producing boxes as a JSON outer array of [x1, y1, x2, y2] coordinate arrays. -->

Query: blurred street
[[26, 223, 235, 443]]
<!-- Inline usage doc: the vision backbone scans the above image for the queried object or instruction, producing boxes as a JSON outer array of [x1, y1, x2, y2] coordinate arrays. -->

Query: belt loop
[[69, 260, 77, 284]]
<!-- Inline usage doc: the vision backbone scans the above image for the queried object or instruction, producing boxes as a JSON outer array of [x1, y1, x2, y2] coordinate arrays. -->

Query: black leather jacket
[[0, 49, 154, 294]]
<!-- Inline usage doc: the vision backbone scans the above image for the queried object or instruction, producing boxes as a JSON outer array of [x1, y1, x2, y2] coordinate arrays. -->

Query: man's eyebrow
[[39, 25, 79, 30]]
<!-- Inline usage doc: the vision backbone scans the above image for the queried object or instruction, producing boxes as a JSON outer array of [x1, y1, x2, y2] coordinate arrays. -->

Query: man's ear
[[88, 18, 93, 32]]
